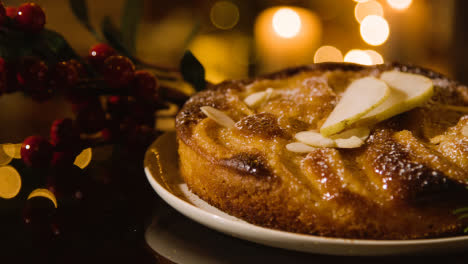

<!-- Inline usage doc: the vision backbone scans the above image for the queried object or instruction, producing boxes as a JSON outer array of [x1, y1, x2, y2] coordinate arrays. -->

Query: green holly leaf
[[69, 0, 102, 41], [41, 29, 80, 61], [101, 16, 132, 58], [69, 0, 90, 30], [121, 0, 143, 54], [180, 51, 206, 91]]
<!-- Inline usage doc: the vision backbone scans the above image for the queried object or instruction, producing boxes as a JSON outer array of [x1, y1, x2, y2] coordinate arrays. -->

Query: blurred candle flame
[[272, 8, 302, 38], [255, 6, 321, 72]]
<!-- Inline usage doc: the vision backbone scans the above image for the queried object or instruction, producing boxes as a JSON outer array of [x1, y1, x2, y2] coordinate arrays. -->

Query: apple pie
[[175, 63, 468, 239]]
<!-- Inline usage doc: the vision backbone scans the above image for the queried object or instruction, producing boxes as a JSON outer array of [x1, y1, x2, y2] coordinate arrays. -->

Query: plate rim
[[144, 132, 468, 253]]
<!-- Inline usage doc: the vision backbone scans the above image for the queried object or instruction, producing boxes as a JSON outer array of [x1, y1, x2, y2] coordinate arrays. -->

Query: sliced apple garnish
[[244, 88, 274, 107], [200, 106, 235, 128], [320, 77, 390, 136], [334, 136, 364, 148], [295, 131, 336, 148], [286, 142, 317, 153], [360, 70, 434, 123]]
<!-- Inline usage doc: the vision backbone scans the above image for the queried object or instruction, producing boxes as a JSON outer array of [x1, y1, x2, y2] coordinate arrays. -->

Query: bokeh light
[[28, 188, 57, 208], [387, 0, 412, 10], [364, 49, 384, 64], [344, 49, 373, 65], [360, 15, 390, 46], [210, 1, 240, 30], [3, 143, 22, 159], [0, 146, 13, 166], [74, 148, 93, 169], [354, 0, 384, 23], [314, 46, 343, 63], [255, 6, 321, 72], [190, 33, 250, 83], [0, 166, 21, 199], [272, 8, 302, 38]]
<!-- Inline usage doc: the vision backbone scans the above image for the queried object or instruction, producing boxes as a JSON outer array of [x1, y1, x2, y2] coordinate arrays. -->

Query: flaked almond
[[462, 125, 468, 137], [331, 127, 370, 142], [244, 88, 274, 107], [335, 136, 364, 148], [295, 131, 336, 148], [286, 142, 317, 153], [200, 106, 235, 128]]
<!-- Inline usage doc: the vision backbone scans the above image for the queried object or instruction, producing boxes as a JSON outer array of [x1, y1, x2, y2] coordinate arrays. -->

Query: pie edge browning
[[175, 62, 468, 239]]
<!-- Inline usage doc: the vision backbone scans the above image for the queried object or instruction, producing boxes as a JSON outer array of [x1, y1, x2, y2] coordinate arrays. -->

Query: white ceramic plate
[[144, 132, 468, 256]]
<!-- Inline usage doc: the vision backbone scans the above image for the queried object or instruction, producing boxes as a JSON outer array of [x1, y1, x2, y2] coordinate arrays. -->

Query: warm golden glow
[[0, 146, 13, 166], [0, 166, 21, 199], [255, 6, 321, 72], [364, 49, 384, 64], [272, 8, 302, 38], [354, 0, 384, 23], [314, 46, 343, 63], [210, 1, 239, 30], [387, 0, 412, 10], [190, 33, 250, 83], [360, 15, 389, 46], [344, 49, 373, 65], [3, 143, 22, 159], [354, 0, 370, 2], [74, 148, 93, 169], [28, 188, 57, 208]]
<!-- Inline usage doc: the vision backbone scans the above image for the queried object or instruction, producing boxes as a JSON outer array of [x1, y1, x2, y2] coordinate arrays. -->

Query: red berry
[[106, 95, 128, 120], [5, 6, 17, 19], [87, 43, 117, 71], [0, 3, 6, 25], [17, 57, 53, 101], [69, 95, 101, 115], [103, 55, 135, 88], [133, 70, 159, 100], [50, 118, 80, 150], [17, 57, 48, 87], [68, 59, 86, 78], [101, 120, 121, 141], [15, 3, 46, 33], [49, 61, 79, 90], [21, 135, 53, 167]]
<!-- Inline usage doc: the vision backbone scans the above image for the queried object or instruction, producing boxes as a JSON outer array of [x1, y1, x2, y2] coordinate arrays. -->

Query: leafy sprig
[[68, 0, 206, 91]]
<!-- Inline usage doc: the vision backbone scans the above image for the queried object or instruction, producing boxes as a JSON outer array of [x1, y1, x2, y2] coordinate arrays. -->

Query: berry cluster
[[1, 2, 46, 32], [0, 1, 180, 243]]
